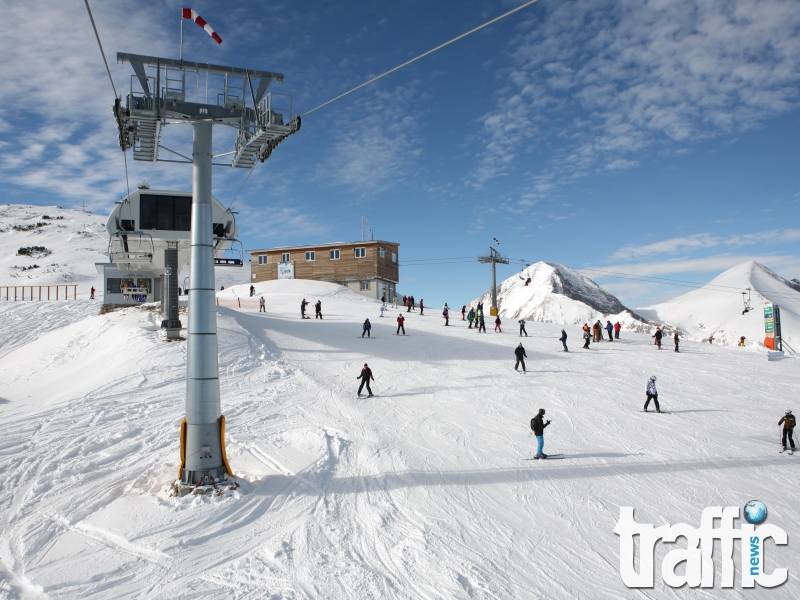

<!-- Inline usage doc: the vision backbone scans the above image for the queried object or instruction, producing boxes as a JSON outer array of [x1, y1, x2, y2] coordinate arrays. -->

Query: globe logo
[[744, 500, 768, 524]]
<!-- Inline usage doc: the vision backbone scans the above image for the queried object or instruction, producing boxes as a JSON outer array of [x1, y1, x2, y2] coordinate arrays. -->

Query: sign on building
[[764, 304, 782, 350], [278, 262, 294, 279]]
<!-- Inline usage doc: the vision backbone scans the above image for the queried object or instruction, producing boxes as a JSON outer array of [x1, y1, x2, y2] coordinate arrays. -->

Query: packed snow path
[[0, 280, 798, 598]]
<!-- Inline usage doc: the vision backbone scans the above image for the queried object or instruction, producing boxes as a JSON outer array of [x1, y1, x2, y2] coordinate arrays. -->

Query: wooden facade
[[247, 240, 399, 300]]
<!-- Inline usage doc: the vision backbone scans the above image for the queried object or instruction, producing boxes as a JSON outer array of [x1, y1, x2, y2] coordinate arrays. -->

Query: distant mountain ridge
[[471, 261, 645, 327]]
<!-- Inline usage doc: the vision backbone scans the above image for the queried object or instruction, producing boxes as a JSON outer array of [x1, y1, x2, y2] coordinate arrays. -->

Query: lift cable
[[83, 0, 118, 98], [301, 0, 542, 117]]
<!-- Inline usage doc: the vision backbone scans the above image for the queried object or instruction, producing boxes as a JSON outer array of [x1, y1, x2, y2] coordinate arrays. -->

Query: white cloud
[[472, 0, 800, 198]]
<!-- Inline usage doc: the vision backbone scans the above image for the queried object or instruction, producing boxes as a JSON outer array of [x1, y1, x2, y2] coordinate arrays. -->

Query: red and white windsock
[[182, 8, 222, 44]]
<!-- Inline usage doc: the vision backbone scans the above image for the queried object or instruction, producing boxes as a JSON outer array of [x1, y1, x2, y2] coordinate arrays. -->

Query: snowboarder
[[530, 409, 551, 459], [614, 321, 621, 339], [779, 410, 796, 453], [259, 296, 265, 312], [396, 314, 406, 335], [583, 325, 591, 349], [673, 332, 680, 353], [90, 286, 95, 299], [644, 375, 660, 412], [362, 318, 372, 338], [315, 300, 322, 319], [419, 299, 424, 315], [514, 343, 527, 372], [467, 307, 475, 329], [477, 312, 486, 333], [250, 284, 255, 297], [606, 321, 614, 341], [443, 307, 450, 326], [356, 363, 374, 397], [560, 329, 568, 352], [495, 315, 502, 333], [653, 328, 663, 349], [301, 298, 309, 319], [519, 318, 528, 337], [380, 305, 386, 317], [738, 336, 746, 347], [461, 305, 466, 321]]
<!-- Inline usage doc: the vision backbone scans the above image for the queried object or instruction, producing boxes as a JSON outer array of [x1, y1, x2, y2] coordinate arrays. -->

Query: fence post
[[238, 298, 241, 308]]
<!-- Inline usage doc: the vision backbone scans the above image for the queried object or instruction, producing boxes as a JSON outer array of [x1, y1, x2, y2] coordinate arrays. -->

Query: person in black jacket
[[530, 408, 551, 458], [356, 363, 374, 397], [779, 410, 796, 453], [514, 343, 527, 372]]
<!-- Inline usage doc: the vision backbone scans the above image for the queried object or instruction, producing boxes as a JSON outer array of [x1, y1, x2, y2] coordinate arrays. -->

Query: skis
[[639, 410, 670, 414], [525, 454, 564, 460]]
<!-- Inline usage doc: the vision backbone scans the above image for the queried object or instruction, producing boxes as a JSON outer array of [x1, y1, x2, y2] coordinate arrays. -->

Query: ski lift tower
[[113, 52, 300, 490], [478, 247, 509, 316]]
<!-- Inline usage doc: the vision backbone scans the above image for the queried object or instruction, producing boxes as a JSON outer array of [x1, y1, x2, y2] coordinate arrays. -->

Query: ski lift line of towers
[[478, 247, 509, 316], [111, 50, 300, 491]]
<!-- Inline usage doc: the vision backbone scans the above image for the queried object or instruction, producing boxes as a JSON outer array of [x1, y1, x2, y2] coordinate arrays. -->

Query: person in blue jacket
[[606, 320, 614, 341], [362, 318, 372, 338], [559, 329, 568, 352]]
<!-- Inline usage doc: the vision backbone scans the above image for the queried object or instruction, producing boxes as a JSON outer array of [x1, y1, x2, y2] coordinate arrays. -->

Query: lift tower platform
[[114, 53, 300, 489]]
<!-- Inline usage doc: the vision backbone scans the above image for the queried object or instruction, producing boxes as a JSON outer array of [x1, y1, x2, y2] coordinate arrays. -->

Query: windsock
[[182, 8, 222, 44], [493, 237, 500, 245]]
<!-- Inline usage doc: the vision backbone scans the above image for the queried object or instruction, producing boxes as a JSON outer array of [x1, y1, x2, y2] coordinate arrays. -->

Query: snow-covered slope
[[472, 261, 644, 328], [638, 261, 800, 348], [0, 204, 250, 299], [3, 277, 799, 598]]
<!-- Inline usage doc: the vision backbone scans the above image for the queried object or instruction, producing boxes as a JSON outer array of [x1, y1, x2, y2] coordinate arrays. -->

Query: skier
[[467, 307, 475, 329], [380, 305, 386, 317], [644, 375, 660, 412], [559, 329, 568, 352], [514, 343, 527, 372], [259, 296, 265, 312], [605, 321, 613, 341], [443, 306, 450, 326], [592, 321, 601, 342], [443, 302, 449, 312], [250, 284, 255, 297], [495, 315, 502, 333], [356, 363, 374, 397], [461, 305, 466, 321], [407, 296, 412, 312], [315, 300, 322, 319], [614, 321, 621, 339], [738, 336, 746, 347], [530, 408, 551, 459], [419, 299, 424, 315], [673, 332, 680, 353], [583, 326, 591, 349], [396, 313, 406, 335], [779, 410, 796, 453], [90, 286, 95, 299], [708, 335, 715, 344], [362, 318, 372, 338], [477, 312, 486, 333], [381, 294, 386, 305], [392, 295, 398, 308], [301, 298, 309, 319], [653, 328, 663, 349], [518, 318, 528, 337], [525, 277, 532, 286]]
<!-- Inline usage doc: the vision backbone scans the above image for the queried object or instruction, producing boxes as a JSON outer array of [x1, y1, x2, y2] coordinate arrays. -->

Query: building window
[[281, 253, 290, 262], [257, 255, 268, 265], [361, 281, 370, 290], [305, 251, 316, 262], [139, 194, 192, 231], [392, 252, 397, 263], [355, 247, 366, 258], [379, 247, 385, 258], [329, 249, 340, 260]]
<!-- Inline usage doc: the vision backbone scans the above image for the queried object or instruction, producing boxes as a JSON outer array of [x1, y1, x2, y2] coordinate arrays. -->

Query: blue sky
[[2, 0, 799, 308]]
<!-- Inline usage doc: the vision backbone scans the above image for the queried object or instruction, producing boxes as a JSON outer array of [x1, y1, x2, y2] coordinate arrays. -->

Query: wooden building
[[247, 240, 399, 301]]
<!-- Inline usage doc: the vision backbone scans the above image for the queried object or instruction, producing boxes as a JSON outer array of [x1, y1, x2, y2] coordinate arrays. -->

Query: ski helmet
[[786, 410, 793, 415], [650, 375, 657, 381]]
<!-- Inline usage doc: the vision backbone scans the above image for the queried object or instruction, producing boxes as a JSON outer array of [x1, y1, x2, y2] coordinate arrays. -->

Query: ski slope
[[1, 278, 799, 598], [639, 261, 800, 348]]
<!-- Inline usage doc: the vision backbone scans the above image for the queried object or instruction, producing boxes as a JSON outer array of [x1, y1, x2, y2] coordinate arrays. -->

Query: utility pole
[[478, 247, 509, 316], [361, 217, 368, 242]]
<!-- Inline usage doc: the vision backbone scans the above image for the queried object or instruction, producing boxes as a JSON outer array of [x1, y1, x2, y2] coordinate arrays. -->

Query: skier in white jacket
[[643, 376, 661, 413]]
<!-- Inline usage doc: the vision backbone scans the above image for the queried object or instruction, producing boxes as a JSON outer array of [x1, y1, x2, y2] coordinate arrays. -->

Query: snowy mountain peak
[[471, 261, 642, 326]]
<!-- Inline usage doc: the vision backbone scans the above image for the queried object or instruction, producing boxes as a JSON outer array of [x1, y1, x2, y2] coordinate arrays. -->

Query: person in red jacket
[[614, 321, 621, 339], [419, 299, 424, 315], [396, 314, 406, 335]]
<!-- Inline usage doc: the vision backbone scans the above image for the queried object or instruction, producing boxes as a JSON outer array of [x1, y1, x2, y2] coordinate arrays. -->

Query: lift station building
[[247, 240, 399, 301]]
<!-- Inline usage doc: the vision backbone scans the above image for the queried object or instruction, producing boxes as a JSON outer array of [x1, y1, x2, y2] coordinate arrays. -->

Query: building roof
[[246, 240, 399, 254]]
